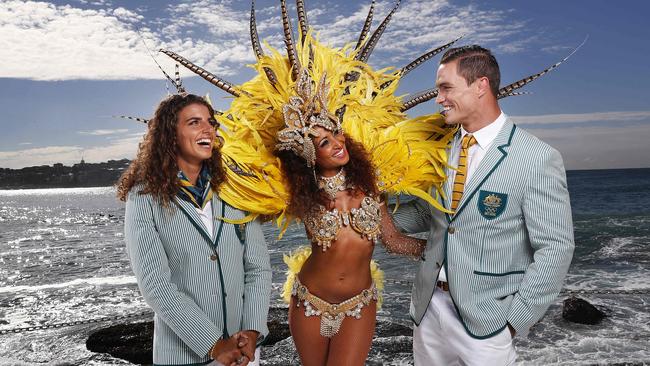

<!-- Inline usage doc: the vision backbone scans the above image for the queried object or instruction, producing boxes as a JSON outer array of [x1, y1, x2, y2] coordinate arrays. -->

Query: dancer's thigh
[[289, 297, 329, 366], [326, 302, 376, 366]]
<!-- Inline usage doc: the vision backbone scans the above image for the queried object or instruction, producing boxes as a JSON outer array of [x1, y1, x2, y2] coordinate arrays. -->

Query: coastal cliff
[[0, 159, 130, 189]]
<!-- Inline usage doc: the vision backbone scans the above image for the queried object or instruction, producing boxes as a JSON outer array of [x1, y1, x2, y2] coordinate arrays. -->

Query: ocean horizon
[[1, 167, 649, 365]]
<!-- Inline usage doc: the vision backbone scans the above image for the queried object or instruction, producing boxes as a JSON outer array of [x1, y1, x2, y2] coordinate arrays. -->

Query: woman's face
[[312, 126, 349, 175], [175, 103, 218, 171]]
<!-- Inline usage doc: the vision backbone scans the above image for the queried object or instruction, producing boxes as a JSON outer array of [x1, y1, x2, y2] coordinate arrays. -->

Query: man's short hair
[[440, 45, 500, 97]]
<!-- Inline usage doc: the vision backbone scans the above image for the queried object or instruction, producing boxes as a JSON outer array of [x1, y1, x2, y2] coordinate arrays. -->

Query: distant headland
[[0, 159, 130, 189]]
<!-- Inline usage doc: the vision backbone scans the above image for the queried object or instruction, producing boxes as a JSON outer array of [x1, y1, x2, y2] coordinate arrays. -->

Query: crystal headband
[[276, 68, 341, 167]]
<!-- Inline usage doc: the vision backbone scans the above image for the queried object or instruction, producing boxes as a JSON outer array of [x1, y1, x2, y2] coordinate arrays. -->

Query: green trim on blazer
[[474, 270, 526, 277]]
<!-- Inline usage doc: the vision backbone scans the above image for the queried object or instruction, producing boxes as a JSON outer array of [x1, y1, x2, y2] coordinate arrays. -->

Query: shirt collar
[[459, 111, 507, 149]]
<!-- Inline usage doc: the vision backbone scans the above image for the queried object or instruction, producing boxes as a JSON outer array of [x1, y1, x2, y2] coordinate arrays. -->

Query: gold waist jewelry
[[292, 277, 378, 338], [305, 196, 381, 251]]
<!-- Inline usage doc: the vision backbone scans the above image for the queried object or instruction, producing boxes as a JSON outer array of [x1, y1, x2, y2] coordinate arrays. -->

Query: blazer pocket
[[473, 270, 525, 277], [471, 270, 525, 296]]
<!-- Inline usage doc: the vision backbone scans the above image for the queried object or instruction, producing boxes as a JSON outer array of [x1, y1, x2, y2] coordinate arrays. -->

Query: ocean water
[[0, 169, 649, 365]]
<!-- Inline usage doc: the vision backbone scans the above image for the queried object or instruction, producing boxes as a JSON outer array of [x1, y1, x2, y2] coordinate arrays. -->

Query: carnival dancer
[[392, 45, 575, 365], [118, 94, 271, 366], [275, 68, 427, 365]]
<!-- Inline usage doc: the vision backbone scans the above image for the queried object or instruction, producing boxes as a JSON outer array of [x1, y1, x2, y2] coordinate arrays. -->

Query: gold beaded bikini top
[[304, 196, 382, 251]]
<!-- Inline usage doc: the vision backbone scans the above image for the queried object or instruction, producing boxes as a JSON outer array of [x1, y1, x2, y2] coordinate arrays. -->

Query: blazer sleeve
[[124, 191, 221, 357], [507, 148, 575, 335], [241, 217, 272, 344], [389, 197, 433, 234]]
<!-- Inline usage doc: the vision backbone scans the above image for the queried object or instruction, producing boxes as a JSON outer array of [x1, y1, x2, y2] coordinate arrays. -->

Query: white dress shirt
[[195, 201, 214, 239], [439, 112, 507, 282]]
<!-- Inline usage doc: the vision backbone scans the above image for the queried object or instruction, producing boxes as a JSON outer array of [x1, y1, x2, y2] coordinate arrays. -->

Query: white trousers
[[413, 289, 516, 366]]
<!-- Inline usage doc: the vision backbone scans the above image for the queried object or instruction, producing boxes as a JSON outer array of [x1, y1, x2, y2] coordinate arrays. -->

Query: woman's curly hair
[[275, 134, 377, 219], [117, 94, 226, 205]]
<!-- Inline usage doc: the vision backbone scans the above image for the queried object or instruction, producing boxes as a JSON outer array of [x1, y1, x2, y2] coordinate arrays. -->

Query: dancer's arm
[[379, 201, 426, 258]]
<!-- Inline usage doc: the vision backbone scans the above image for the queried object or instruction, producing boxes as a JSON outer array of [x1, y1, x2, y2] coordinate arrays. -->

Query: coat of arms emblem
[[477, 190, 508, 219]]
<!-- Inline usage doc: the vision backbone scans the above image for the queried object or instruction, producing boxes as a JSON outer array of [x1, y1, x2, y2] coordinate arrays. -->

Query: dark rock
[[264, 319, 291, 346], [562, 296, 607, 325], [86, 321, 154, 365], [263, 307, 290, 346]]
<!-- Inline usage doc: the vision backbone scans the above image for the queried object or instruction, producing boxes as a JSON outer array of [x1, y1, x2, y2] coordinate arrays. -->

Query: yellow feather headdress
[[140, 0, 581, 235]]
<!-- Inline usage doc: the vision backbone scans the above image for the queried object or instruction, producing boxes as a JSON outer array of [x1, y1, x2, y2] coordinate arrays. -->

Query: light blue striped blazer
[[124, 186, 271, 365], [393, 118, 574, 339]]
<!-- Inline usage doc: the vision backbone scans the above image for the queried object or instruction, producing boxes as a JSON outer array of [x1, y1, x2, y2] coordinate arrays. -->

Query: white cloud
[[541, 44, 574, 54], [0, 0, 539, 81], [308, 0, 527, 67], [511, 111, 650, 125], [0, 146, 84, 168], [0, 1, 166, 80], [112, 7, 143, 22], [78, 129, 129, 136], [0, 135, 141, 169]]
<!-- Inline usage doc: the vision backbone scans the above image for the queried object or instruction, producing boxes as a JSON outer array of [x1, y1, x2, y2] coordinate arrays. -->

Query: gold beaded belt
[[292, 278, 378, 337]]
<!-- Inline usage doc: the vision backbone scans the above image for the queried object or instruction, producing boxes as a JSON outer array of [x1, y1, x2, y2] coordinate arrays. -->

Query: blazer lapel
[[452, 119, 516, 220], [174, 196, 212, 242]]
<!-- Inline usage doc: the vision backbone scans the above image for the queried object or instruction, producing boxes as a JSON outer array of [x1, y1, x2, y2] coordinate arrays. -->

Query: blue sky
[[1, 0, 649, 170]]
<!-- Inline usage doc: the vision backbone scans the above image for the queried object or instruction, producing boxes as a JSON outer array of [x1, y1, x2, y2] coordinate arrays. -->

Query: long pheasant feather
[[280, 0, 301, 80], [250, 0, 278, 85], [400, 35, 463, 78], [497, 36, 587, 99], [401, 88, 438, 112], [296, 0, 309, 45], [354, 0, 375, 51], [159, 49, 246, 97], [356, 0, 400, 62]]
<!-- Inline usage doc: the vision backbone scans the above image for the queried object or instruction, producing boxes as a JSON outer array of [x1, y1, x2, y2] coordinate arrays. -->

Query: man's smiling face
[[435, 60, 481, 125]]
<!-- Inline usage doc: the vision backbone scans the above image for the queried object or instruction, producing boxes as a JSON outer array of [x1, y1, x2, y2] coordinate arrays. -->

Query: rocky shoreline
[[86, 298, 623, 365]]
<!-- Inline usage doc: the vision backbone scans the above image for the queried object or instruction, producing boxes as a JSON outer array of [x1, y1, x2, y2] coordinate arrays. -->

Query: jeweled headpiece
[[275, 68, 342, 167]]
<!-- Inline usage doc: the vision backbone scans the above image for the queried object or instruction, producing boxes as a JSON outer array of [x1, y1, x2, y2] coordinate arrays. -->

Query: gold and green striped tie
[[451, 134, 477, 212]]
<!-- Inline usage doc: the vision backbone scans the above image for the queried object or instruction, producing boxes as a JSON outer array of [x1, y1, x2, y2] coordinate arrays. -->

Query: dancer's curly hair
[[117, 94, 226, 206], [276, 134, 377, 218]]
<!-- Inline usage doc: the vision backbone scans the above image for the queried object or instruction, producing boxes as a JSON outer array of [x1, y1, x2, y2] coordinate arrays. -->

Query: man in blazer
[[125, 188, 271, 365], [392, 45, 574, 365]]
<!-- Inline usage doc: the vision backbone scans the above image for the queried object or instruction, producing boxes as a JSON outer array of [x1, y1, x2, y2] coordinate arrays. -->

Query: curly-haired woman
[[275, 70, 425, 366], [118, 93, 271, 366]]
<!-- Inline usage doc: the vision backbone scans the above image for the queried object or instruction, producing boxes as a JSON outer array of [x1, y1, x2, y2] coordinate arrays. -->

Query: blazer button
[[436, 261, 441, 268], [448, 226, 456, 234], [210, 254, 218, 261]]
